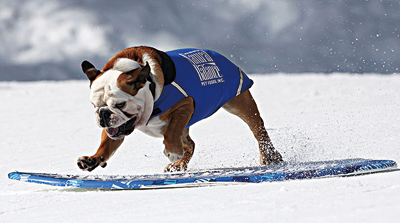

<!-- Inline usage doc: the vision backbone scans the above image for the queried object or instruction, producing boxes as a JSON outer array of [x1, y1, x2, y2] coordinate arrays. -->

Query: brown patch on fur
[[117, 70, 142, 96], [116, 63, 150, 96], [102, 46, 165, 88]]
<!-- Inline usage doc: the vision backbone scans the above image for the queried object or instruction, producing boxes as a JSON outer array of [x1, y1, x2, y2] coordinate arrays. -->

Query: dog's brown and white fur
[[77, 46, 282, 172]]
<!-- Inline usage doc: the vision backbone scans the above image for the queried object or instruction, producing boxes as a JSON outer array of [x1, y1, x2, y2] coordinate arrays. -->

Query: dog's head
[[82, 58, 155, 140]]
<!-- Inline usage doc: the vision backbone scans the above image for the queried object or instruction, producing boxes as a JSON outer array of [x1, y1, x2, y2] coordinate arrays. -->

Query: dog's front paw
[[164, 160, 188, 172], [77, 156, 107, 172]]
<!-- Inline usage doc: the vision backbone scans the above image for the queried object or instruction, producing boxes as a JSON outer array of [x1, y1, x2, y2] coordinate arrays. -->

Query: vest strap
[[171, 81, 188, 97], [236, 68, 244, 96]]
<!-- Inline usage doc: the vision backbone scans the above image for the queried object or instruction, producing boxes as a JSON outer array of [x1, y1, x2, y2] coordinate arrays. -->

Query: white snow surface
[[1, 74, 399, 222]]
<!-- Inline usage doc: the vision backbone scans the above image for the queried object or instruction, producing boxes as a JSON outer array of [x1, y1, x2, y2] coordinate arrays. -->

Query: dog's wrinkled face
[[83, 59, 154, 140]]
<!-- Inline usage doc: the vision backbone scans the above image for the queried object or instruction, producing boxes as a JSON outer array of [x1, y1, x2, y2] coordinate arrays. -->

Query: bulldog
[[77, 46, 282, 172]]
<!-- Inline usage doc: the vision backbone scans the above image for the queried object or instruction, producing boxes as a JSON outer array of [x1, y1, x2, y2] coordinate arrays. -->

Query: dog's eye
[[115, 102, 126, 109]]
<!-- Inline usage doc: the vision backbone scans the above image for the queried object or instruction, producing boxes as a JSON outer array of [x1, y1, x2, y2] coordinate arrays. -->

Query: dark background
[[1, 0, 399, 81]]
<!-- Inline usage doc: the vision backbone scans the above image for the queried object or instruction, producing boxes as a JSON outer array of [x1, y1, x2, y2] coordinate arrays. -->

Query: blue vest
[[150, 49, 253, 128]]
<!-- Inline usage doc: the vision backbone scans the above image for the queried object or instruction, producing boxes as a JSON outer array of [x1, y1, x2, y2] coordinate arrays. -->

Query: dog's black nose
[[99, 108, 112, 128]]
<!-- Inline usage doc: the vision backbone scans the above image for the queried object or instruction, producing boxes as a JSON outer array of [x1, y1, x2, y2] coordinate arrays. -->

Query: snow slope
[[1, 74, 399, 222]]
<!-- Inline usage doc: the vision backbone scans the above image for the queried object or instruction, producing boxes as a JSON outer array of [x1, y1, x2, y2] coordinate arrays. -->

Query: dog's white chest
[[137, 116, 167, 138]]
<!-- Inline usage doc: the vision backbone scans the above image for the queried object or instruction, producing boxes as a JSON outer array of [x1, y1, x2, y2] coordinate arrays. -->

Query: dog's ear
[[81, 60, 101, 82], [138, 62, 150, 84]]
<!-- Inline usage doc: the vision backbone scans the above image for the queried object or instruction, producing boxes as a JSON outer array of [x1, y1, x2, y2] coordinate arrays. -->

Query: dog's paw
[[77, 156, 107, 172], [164, 160, 188, 172], [163, 149, 184, 163], [260, 149, 283, 165]]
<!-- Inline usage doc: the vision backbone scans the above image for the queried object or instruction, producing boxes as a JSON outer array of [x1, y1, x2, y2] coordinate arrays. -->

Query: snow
[[1, 74, 400, 222]]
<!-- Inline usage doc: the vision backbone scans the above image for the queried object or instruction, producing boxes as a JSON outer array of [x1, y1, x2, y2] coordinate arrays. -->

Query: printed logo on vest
[[179, 50, 225, 86]]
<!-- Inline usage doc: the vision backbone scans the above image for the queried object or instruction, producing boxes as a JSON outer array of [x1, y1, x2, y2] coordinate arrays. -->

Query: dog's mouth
[[106, 116, 137, 139]]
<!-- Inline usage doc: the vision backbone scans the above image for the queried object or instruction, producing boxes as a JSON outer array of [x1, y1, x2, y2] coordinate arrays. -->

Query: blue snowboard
[[8, 158, 397, 189]]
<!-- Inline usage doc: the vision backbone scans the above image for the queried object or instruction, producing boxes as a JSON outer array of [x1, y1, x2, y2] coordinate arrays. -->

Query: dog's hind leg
[[223, 90, 283, 165]]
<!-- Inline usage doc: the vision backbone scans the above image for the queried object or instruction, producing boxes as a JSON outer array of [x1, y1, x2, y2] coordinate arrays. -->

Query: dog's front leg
[[161, 97, 195, 172], [164, 128, 195, 172], [77, 128, 124, 171]]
